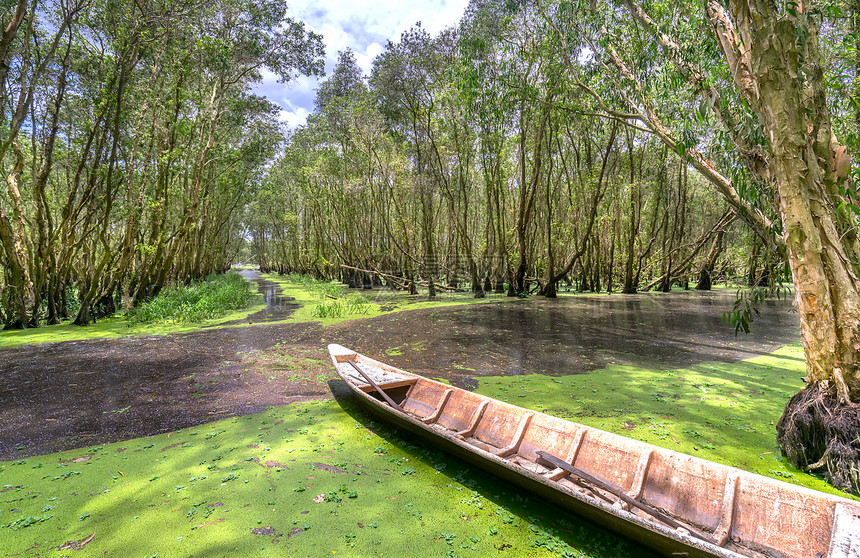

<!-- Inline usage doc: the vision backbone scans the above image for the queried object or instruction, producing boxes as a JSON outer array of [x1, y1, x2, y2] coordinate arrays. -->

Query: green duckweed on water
[[475, 342, 857, 499], [0, 306, 266, 350], [0, 399, 649, 557], [3, 304, 857, 555]]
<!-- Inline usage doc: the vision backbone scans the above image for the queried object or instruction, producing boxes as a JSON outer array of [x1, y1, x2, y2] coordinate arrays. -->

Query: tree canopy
[[0, 0, 323, 327]]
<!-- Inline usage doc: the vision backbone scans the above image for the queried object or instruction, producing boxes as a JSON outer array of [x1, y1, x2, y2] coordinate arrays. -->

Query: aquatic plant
[[126, 272, 260, 324], [312, 293, 370, 319], [0, 401, 646, 557], [288, 273, 344, 299]]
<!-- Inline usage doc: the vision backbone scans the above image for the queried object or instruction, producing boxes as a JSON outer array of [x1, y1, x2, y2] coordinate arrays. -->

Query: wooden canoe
[[327, 344, 860, 558]]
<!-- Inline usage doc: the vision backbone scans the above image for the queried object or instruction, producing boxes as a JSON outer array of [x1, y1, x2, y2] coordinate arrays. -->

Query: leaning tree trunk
[[721, 0, 860, 493], [0, 144, 35, 329]]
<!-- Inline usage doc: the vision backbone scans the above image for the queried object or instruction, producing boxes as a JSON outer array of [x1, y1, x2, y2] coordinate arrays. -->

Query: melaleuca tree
[[539, 0, 860, 493], [371, 25, 446, 296], [0, 0, 323, 327]]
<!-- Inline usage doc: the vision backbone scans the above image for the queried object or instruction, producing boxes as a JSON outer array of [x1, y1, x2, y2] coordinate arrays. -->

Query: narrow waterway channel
[[0, 281, 799, 459], [215, 269, 300, 324]]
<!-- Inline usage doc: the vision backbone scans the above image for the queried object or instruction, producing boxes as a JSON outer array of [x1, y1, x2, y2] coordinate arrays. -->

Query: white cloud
[[278, 107, 310, 129], [354, 42, 383, 76], [255, 1, 470, 131]]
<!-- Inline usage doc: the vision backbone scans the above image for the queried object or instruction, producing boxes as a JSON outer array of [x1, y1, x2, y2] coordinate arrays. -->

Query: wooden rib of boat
[[327, 344, 860, 558]]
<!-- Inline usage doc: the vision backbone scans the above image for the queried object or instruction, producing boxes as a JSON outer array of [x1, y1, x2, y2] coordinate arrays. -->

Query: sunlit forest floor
[[1, 275, 854, 556]]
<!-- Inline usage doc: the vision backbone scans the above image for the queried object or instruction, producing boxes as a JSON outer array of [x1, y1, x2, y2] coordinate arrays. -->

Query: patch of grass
[[127, 272, 260, 325], [475, 343, 856, 499], [0, 401, 648, 557]]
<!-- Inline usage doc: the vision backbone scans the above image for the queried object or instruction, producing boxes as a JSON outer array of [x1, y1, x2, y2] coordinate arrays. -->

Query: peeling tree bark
[[609, 0, 860, 492], [722, 1, 860, 403]]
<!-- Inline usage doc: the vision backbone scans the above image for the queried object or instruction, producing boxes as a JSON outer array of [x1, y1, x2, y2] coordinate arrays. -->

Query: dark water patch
[[326, 290, 800, 389]]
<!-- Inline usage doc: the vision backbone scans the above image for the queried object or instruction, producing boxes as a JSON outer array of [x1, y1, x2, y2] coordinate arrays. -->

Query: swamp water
[[0, 282, 823, 558]]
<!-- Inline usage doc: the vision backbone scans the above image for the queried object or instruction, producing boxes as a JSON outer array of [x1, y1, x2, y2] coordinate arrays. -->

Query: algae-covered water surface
[[0, 399, 650, 557], [4, 279, 854, 556]]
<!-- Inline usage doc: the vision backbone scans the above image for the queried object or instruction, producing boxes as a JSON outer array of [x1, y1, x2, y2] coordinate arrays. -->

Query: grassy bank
[[125, 272, 259, 325], [0, 274, 267, 350]]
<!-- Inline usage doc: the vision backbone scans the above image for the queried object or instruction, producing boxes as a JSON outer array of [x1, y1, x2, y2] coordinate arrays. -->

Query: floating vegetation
[[0, 400, 647, 557], [289, 274, 345, 299], [312, 292, 370, 319]]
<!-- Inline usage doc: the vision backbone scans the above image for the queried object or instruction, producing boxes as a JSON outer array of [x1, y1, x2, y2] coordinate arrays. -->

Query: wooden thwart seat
[[400, 379, 453, 422], [357, 379, 416, 393]]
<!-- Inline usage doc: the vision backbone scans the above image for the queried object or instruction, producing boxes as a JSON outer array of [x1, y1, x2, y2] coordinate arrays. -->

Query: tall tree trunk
[[697, 0, 860, 493], [622, 127, 639, 294], [0, 142, 34, 328]]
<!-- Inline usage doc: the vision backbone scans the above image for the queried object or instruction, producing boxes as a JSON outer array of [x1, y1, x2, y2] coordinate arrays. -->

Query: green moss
[[385, 342, 426, 356], [474, 343, 857, 500], [2, 341, 855, 555], [0, 303, 268, 350], [0, 401, 648, 557]]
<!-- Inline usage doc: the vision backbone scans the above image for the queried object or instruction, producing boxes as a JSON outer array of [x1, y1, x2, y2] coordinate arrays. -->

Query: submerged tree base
[[777, 384, 860, 496]]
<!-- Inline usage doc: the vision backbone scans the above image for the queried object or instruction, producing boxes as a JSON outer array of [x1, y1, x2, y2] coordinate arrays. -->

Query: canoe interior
[[328, 345, 860, 558]]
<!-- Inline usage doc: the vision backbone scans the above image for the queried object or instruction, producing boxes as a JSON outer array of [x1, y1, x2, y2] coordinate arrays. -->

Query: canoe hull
[[328, 344, 860, 558], [348, 379, 721, 558]]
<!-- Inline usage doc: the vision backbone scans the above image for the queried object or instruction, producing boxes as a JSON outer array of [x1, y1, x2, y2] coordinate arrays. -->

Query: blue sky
[[257, 0, 470, 129]]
